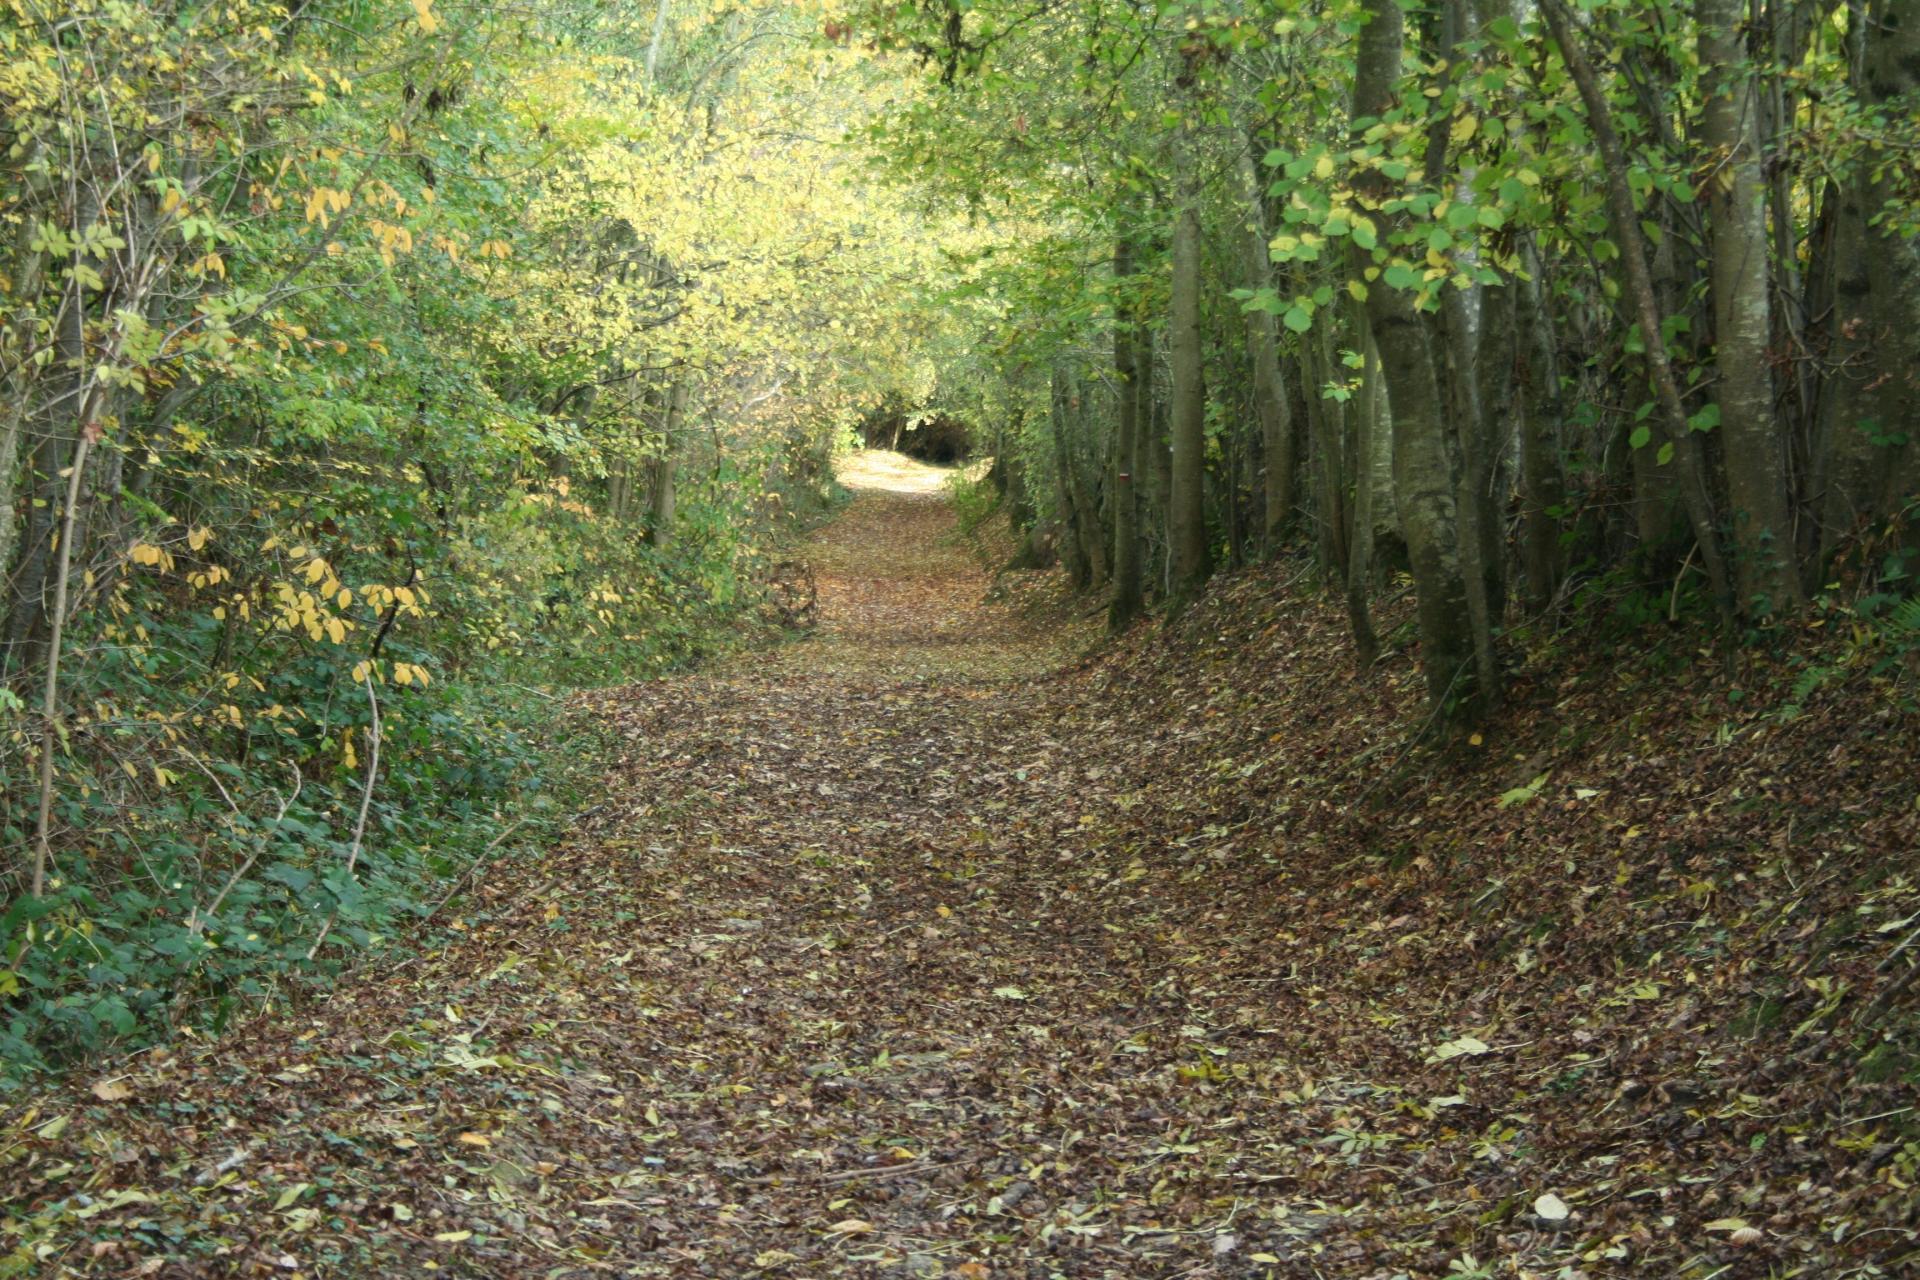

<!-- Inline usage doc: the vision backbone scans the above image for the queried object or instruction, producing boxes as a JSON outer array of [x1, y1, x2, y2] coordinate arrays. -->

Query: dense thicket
[[0, 0, 980, 1071], [865, 0, 1920, 715]]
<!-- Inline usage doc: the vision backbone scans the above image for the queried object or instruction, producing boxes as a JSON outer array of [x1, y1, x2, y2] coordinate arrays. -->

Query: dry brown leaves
[[3, 452, 1916, 1278]]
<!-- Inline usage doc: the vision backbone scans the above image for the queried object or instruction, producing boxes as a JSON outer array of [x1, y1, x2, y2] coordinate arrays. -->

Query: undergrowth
[[0, 467, 826, 1085]]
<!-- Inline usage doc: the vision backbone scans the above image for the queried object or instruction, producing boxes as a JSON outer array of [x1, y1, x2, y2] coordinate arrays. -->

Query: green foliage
[[0, 0, 941, 1080], [943, 466, 1001, 539]]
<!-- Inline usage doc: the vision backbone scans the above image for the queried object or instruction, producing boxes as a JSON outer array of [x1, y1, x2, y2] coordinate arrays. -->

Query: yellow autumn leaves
[[126, 532, 430, 660]]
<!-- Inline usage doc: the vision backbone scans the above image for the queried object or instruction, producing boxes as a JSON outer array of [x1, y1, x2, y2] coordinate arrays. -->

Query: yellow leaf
[[1313, 154, 1335, 180], [412, 0, 440, 33], [433, 1230, 471, 1243], [456, 1132, 491, 1147]]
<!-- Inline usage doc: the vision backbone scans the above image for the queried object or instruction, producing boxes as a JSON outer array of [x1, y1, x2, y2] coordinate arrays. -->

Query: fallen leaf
[[1533, 1192, 1570, 1221], [1427, 1035, 1493, 1061], [91, 1079, 133, 1102]]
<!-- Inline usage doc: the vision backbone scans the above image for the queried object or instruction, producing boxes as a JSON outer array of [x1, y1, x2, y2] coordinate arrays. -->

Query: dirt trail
[[7, 454, 1258, 1279]]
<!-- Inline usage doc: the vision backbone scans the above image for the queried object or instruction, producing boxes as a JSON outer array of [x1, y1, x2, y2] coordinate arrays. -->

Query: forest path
[[12, 452, 1305, 1279]]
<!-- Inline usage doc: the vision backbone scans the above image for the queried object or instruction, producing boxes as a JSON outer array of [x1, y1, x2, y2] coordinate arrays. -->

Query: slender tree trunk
[[1168, 125, 1211, 600], [1699, 0, 1802, 614], [1304, 318, 1349, 580], [6, 272, 85, 671], [646, 380, 687, 548], [1069, 374, 1109, 585], [1050, 363, 1093, 589], [1542, 0, 1736, 624], [1819, 0, 1920, 560], [32, 396, 102, 897], [1109, 237, 1145, 631], [1347, 323, 1383, 667], [1516, 247, 1567, 610], [1442, 283, 1503, 709], [1233, 145, 1296, 549], [646, 0, 672, 82], [1629, 202, 1685, 556]]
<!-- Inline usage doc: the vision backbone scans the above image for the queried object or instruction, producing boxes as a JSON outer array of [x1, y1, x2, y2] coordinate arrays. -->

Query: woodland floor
[[6, 451, 1920, 1279]]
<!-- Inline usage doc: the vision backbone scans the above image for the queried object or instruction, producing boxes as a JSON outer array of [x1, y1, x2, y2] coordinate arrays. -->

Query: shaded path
[[7, 454, 1289, 1279]]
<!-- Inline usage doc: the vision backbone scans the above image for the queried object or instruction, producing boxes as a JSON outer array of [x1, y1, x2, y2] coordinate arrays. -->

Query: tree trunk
[[1516, 247, 1567, 610], [646, 380, 687, 548], [1352, 0, 1477, 714], [1698, 0, 1801, 614], [1346, 323, 1383, 667], [1050, 363, 1093, 589], [1819, 0, 1920, 561], [1304, 316, 1349, 580], [1109, 237, 1146, 631], [6, 271, 85, 672], [646, 0, 672, 82], [1442, 282, 1503, 709], [1233, 145, 1296, 549], [1069, 374, 1109, 585], [1168, 124, 1211, 601]]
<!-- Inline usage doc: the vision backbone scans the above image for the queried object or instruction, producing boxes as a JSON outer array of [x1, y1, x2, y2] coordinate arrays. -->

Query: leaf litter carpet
[[7, 451, 1917, 1278]]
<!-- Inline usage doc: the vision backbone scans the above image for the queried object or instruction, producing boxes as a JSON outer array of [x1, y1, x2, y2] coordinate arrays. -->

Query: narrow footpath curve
[[8, 453, 1324, 1279]]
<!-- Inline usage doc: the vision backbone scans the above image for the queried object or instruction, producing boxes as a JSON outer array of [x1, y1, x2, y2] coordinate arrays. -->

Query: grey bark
[[1109, 237, 1146, 631], [1168, 124, 1211, 600], [1352, 0, 1477, 713], [1699, 0, 1802, 614]]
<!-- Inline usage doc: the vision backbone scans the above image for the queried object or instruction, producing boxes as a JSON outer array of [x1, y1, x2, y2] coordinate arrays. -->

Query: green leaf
[[1628, 425, 1651, 450]]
